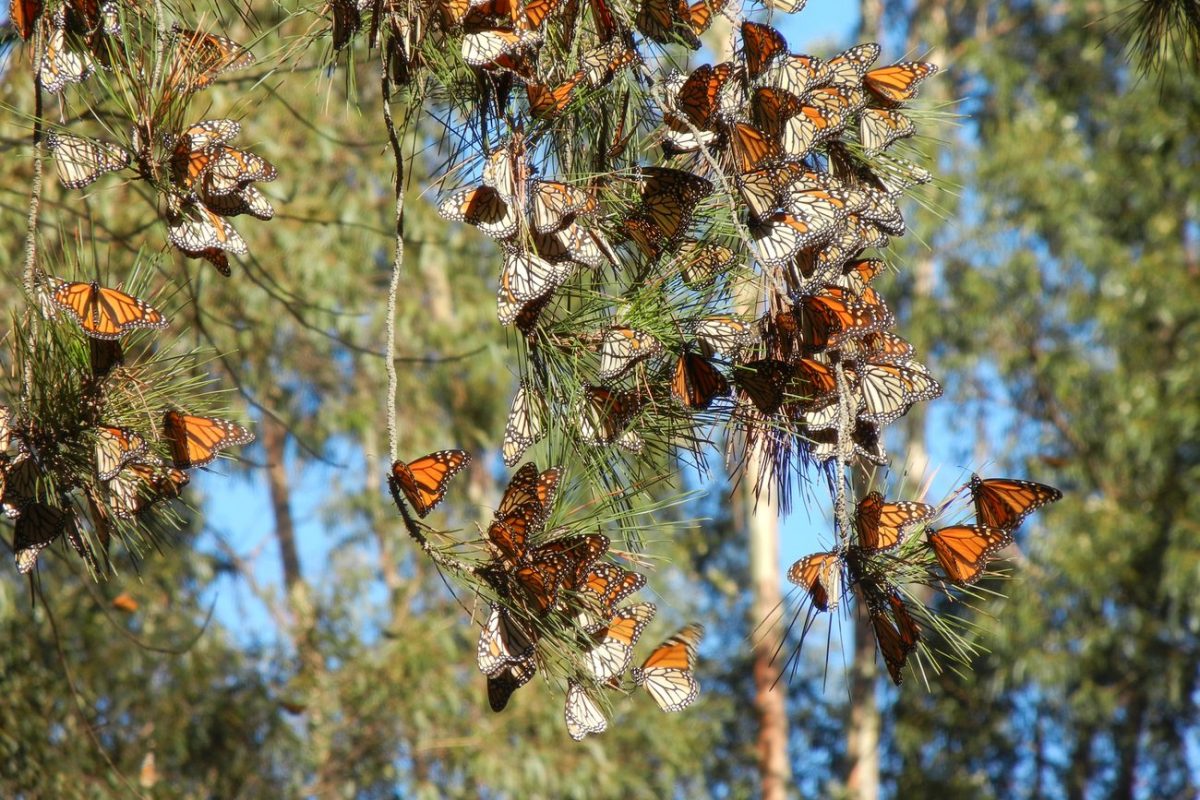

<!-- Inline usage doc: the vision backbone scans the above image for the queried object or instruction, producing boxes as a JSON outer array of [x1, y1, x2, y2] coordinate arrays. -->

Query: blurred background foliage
[[0, 0, 1196, 798]]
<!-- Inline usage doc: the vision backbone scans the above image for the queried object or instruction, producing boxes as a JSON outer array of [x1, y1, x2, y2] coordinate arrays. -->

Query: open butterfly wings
[[161, 411, 254, 470], [926, 524, 1012, 585], [633, 622, 703, 712], [390, 449, 472, 517], [46, 277, 168, 340], [969, 475, 1062, 530], [585, 601, 656, 682], [854, 491, 936, 552]]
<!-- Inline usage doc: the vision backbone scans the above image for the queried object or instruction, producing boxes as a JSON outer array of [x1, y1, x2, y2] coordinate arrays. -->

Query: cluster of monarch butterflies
[[787, 476, 1062, 684], [389, 453, 704, 738], [412, 5, 944, 471], [0, 271, 255, 574], [0, 401, 253, 575], [24, 4, 269, 278]]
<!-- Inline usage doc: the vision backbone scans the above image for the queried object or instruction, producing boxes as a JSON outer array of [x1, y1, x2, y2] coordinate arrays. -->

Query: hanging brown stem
[[381, 55, 406, 463]]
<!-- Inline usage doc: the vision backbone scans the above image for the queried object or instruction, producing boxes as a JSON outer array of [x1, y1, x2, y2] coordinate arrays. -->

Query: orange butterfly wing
[[390, 449, 471, 517], [163, 411, 255, 470], [969, 475, 1062, 530], [926, 524, 1011, 584]]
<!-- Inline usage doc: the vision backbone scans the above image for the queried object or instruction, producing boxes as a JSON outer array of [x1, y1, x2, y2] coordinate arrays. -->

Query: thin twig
[[22, 28, 46, 409]]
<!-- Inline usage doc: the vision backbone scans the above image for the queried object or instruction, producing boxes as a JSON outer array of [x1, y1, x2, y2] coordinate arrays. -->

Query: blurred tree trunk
[[747, 473, 790, 800]]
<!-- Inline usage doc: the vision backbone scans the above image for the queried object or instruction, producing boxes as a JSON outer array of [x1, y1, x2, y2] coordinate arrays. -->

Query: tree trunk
[[263, 416, 302, 592], [747, 470, 791, 800], [846, 581, 882, 800]]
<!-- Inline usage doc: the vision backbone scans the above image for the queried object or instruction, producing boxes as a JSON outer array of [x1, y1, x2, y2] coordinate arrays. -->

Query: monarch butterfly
[[574, 562, 646, 632], [39, 21, 95, 94], [660, 111, 719, 156], [761, 0, 806, 10], [671, 351, 728, 410], [736, 162, 806, 220], [1, 453, 40, 518], [969, 476, 1062, 530], [201, 146, 278, 196], [477, 603, 536, 675], [94, 425, 148, 481], [586, 601, 656, 682], [783, 185, 855, 238], [565, 679, 608, 740], [864, 60, 939, 104], [598, 327, 662, 383], [789, 357, 837, 403], [181, 248, 232, 278], [869, 595, 919, 685], [14, 502, 68, 574], [530, 181, 594, 233], [675, 62, 732, 129], [692, 316, 757, 357], [437, 185, 520, 240], [481, 138, 527, 205], [637, 166, 713, 208], [674, 241, 734, 288], [513, 552, 570, 615], [496, 462, 562, 522], [163, 411, 255, 470], [741, 21, 787, 79], [857, 187, 906, 237], [389, 449, 471, 517], [854, 491, 935, 553], [461, 28, 540, 67], [530, 532, 610, 591], [795, 290, 887, 350], [167, 26, 255, 95], [167, 119, 240, 184], [633, 623, 703, 712], [166, 199, 248, 258], [808, 418, 887, 466], [840, 331, 916, 365], [825, 41, 880, 89], [845, 361, 942, 426], [108, 458, 190, 519], [499, 247, 569, 304], [10, 0, 42, 40], [44, 276, 168, 340], [837, 258, 886, 293], [502, 382, 547, 467], [761, 53, 828, 98], [578, 386, 642, 450], [526, 76, 580, 119], [786, 550, 841, 611], [201, 184, 275, 221], [734, 358, 792, 415], [486, 501, 542, 566], [859, 107, 915, 157], [926, 524, 1012, 585], [751, 212, 827, 267], [627, 169, 710, 251], [487, 656, 536, 712], [637, 0, 720, 48], [46, 132, 130, 189], [727, 122, 780, 174], [578, 38, 637, 88]]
